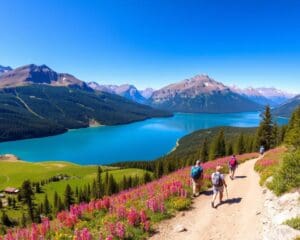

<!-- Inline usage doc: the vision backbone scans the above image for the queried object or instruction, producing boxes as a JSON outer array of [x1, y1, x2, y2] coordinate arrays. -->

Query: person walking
[[211, 165, 227, 208], [228, 154, 238, 180], [190, 160, 203, 197], [259, 145, 265, 155]]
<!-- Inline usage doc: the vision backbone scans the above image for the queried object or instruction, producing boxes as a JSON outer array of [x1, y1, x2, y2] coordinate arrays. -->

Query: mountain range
[[87, 82, 148, 104], [0, 64, 170, 142], [271, 94, 300, 117], [0, 65, 12, 74], [0, 63, 298, 142], [230, 86, 295, 107], [148, 75, 262, 113]]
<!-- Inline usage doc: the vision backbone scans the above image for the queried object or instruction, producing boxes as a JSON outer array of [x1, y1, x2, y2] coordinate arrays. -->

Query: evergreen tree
[[20, 180, 35, 222], [155, 161, 164, 178], [226, 142, 234, 156], [43, 194, 51, 216], [200, 138, 209, 162], [256, 105, 274, 150], [143, 172, 152, 184], [285, 106, 300, 148], [1, 211, 13, 227], [121, 175, 128, 190], [96, 166, 104, 198], [209, 129, 226, 160], [35, 182, 41, 193], [236, 133, 246, 154], [53, 191, 59, 211], [64, 184, 74, 210]]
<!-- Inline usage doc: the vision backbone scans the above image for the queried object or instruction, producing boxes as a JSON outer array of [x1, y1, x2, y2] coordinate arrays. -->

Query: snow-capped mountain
[[230, 86, 295, 107], [88, 82, 147, 104], [149, 75, 261, 113]]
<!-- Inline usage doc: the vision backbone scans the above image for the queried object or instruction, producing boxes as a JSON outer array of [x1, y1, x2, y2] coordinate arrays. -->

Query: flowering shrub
[[254, 147, 287, 185], [0, 152, 258, 240]]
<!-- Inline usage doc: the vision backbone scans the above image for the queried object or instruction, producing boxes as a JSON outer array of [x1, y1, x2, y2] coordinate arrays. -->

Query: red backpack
[[229, 156, 237, 167]]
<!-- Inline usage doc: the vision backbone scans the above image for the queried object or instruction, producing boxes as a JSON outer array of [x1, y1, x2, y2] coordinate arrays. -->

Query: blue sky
[[1, 0, 300, 92]]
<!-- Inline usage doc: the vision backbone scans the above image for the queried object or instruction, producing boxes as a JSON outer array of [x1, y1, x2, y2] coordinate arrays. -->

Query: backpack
[[229, 156, 237, 167], [212, 172, 223, 187], [191, 166, 203, 180]]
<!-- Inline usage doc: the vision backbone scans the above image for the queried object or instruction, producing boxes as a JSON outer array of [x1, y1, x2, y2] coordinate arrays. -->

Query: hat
[[216, 165, 222, 171]]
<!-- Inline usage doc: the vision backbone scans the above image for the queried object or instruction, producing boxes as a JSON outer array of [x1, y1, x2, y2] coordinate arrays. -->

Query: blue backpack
[[191, 166, 203, 180]]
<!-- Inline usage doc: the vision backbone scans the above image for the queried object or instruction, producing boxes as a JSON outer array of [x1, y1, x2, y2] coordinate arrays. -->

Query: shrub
[[284, 216, 300, 230], [269, 151, 300, 196], [167, 197, 191, 211]]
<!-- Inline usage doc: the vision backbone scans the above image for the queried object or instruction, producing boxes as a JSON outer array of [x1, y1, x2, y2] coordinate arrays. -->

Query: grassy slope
[[0, 160, 149, 218]]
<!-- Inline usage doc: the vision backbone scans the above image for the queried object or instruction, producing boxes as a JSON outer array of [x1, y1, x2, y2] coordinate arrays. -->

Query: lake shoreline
[[0, 112, 288, 165]]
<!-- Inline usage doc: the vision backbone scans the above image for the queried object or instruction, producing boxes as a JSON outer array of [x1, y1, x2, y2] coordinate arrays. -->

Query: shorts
[[229, 165, 236, 171], [213, 185, 224, 194]]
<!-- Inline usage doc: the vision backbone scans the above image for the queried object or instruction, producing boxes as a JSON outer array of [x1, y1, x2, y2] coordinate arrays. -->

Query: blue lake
[[0, 112, 288, 165]]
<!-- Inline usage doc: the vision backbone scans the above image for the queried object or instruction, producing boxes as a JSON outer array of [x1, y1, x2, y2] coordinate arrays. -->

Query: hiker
[[259, 145, 265, 155], [228, 154, 238, 180], [190, 160, 203, 197], [211, 165, 227, 208]]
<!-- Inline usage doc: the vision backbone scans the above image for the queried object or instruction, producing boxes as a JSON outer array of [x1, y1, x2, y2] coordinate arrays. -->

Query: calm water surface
[[0, 112, 288, 165]]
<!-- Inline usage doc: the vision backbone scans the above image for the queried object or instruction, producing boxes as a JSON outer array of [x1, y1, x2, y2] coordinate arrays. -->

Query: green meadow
[[0, 159, 149, 218]]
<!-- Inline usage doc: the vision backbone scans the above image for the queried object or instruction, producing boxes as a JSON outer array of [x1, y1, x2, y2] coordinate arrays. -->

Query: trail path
[[150, 157, 264, 240]]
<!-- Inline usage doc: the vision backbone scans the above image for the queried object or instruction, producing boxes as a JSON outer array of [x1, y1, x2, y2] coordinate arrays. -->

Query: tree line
[[0, 168, 152, 231]]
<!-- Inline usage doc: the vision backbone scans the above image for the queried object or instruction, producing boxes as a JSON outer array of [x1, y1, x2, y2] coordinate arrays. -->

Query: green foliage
[[209, 129, 226, 160], [20, 180, 35, 222], [256, 105, 275, 150], [285, 106, 300, 149], [64, 184, 75, 210], [269, 151, 300, 195], [112, 126, 258, 175], [166, 197, 191, 211], [284, 216, 300, 230]]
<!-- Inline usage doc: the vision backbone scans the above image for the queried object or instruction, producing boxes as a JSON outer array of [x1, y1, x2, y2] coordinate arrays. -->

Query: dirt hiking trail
[[151, 157, 264, 240]]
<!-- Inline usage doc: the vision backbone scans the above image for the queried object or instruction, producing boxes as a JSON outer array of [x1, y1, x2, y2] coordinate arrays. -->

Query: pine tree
[[96, 166, 104, 198], [43, 194, 51, 216], [121, 175, 128, 190], [236, 133, 246, 154], [155, 161, 164, 178], [200, 138, 209, 162], [209, 129, 226, 160], [64, 184, 74, 210], [256, 105, 274, 150], [143, 172, 152, 184], [285, 106, 300, 149], [53, 191, 59, 211], [20, 180, 35, 222]]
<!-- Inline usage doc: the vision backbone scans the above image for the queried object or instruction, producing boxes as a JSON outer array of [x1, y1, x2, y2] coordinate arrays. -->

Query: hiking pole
[[225, 186, 228, 200]]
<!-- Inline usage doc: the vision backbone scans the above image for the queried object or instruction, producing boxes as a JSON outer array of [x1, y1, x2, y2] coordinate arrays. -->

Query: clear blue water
[[0, 112, 288, 165]]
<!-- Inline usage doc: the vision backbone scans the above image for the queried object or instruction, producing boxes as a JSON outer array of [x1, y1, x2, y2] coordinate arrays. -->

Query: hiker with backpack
[[190, 160, 203, 197], [228, 154, 238, 180], [259, 145, 265, 155], [211, 165, 227, 208]]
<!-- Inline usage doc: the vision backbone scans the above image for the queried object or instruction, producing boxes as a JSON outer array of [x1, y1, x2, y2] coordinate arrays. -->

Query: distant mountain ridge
[[0, 64, 92, 91], [149, 75, 262, 113], [272, 94, 300, 117], [0, 64, 171, 142], [88, 82, 149, 104], [231, 86, 295, 107], [0, 65, 12, 74]]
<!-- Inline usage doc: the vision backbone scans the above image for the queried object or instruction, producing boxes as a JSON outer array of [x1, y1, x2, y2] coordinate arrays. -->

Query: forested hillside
[[0, 85, 171, 142]]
